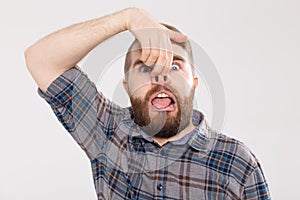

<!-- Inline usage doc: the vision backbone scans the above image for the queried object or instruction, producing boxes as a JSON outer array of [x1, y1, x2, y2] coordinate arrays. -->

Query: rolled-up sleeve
[[38, 65, 122, 160]]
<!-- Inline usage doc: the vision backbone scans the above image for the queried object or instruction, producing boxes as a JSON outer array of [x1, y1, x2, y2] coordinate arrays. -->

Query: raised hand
[[125, 8, 188, 79]]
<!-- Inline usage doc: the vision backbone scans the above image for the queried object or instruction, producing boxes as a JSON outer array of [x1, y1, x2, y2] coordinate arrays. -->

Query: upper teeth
[[157, 93, 169, 98]]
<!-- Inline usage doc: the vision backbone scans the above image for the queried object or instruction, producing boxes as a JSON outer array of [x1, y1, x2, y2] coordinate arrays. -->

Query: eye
[[139, 65, 152, 73], [170, 64, 180, 71]]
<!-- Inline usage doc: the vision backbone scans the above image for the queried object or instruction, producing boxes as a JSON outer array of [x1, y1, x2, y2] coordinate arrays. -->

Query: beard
[[130, 85, 195, 139]]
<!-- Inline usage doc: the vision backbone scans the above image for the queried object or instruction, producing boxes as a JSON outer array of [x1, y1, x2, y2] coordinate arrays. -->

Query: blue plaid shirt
[[38, 66, 271, 199]]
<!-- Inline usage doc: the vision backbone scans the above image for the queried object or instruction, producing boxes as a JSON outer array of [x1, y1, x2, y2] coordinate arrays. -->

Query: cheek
[[127, 73, 152, 98], [169, 73, 194, 96]]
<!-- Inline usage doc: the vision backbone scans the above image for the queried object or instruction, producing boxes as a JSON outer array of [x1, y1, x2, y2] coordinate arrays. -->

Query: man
[[25, 8, 271, 199]]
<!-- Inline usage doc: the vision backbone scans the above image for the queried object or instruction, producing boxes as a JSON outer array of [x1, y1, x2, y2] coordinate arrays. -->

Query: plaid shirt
[[38, 66, 271, 200]]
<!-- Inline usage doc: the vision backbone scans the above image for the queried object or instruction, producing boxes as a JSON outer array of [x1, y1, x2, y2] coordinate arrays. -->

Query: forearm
[[25, 7, 187, 92], [25, 8, 129, 72]]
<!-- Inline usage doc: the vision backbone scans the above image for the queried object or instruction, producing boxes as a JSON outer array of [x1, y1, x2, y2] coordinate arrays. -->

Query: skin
[[25, 8, 187, 93], [123, 44, 198, 145], [25, 7, 194, 146], [124, 44, 197, 101]]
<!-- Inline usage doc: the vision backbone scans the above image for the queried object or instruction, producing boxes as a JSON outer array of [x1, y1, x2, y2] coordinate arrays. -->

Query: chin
[[130, 84, 195, 138]]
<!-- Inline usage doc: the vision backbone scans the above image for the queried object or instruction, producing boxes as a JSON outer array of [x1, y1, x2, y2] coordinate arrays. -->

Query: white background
[[1, 0, 299, 199]]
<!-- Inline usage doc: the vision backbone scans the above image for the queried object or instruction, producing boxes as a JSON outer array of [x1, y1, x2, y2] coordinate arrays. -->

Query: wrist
[[116, 8, 130, 32], [121, 7, 143, 31]]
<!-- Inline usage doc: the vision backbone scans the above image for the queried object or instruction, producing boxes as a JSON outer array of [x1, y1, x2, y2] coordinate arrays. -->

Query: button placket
[[157, 183, 163, 191], [125, 173, 136, 199], [125, 174, 133, 189]]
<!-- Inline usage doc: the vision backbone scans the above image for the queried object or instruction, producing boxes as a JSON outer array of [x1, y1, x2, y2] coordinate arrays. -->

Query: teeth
[[157, 93, 169, 98]]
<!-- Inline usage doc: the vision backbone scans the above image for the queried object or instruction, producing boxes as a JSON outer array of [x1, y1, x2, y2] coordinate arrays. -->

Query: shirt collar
[[124, 107, 217, 152]]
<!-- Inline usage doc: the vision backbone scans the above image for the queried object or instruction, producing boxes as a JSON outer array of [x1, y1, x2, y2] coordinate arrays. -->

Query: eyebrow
[[132, 54, 186, 67], [173, 55, 186, 62], [133, 59, 144, 67]]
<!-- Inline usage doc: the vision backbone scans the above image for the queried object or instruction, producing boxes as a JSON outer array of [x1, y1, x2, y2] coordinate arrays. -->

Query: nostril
[[155, 76, 159, 82], [163, 76, 167, 81]]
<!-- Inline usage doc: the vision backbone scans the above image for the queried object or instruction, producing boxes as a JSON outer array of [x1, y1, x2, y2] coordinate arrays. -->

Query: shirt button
[[157, 183, 163, 191], [160, 149, 166, 156]]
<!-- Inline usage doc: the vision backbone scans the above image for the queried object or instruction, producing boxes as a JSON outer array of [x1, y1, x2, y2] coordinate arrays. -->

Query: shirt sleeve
[[37, 65, 123, 160], [242, 161, 271, 199]]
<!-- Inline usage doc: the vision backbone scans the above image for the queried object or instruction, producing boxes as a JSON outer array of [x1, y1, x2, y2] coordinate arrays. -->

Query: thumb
[[168, 30, 188, 43]]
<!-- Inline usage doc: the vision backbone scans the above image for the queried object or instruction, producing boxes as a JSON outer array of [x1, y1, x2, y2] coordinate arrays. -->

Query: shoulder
[[214, 133, 258, 166], [207, 132, 259, 185]]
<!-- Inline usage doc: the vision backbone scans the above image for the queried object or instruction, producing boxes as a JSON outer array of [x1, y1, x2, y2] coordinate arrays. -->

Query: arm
[[25, 7, 187, 93], [242, 162, 271, 199], [25, 8, 188, 160]]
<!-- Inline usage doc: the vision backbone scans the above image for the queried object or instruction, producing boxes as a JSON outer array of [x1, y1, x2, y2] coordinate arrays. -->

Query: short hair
[[124, 23, 194, 75]]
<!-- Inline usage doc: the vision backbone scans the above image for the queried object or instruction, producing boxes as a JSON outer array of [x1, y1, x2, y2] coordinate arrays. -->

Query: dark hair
[[124, 23, 194, 75]]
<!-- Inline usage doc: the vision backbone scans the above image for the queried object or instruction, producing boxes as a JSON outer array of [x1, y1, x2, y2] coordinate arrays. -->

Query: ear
[[123, 79, 129, 95], [193, 76, 199, 89]]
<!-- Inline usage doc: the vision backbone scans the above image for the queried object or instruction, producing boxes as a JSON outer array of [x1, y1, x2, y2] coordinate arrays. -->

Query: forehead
[[126, 42, 190, 67]]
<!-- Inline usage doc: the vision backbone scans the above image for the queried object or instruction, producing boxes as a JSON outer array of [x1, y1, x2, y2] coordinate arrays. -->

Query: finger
[[168, 30, 188, 43], [143, 30, 162, 66], [139, 39, 151, 63], [161, 50, 173, 76], [156, 33, 173, 76], [151, 49, 168, 76], [143, 48, 160, 66]]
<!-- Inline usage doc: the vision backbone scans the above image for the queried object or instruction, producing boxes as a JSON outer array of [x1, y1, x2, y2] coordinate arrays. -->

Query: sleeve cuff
[[37, 65, 82, 108]]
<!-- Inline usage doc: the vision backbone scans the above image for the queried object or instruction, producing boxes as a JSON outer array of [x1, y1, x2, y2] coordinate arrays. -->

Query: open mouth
[[150, 90, 177, 112]]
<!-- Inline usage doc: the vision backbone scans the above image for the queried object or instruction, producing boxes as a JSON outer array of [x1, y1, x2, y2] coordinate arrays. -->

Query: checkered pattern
[[38, 66, 271, 199]]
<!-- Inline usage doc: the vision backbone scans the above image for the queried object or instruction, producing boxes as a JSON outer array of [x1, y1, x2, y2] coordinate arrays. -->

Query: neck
[[151, 121, 195, 146]]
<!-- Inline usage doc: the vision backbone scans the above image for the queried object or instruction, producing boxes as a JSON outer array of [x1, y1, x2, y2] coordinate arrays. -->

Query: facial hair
[[130, 85, 195, 139]]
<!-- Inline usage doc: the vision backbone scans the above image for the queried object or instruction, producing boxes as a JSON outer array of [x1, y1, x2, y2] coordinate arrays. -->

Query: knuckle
[[160, 52, 167, 60], [142, 49, 151, 56], [147, 54, 159, 64], [143, 48, 151, 55], [167, 51, 173, 58], [141, 49, 151, 61], [151, 49, 160, 57]]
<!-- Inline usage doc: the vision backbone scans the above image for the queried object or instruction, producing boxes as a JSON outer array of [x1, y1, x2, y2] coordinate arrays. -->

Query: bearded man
[[25, 7, 271, 200]]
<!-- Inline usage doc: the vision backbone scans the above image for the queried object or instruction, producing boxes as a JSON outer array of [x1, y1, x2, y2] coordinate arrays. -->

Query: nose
[[151, 74, 171, 85]]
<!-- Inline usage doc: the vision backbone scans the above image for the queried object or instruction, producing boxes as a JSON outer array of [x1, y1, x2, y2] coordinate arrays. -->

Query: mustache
[[144, 84, 179, 102]]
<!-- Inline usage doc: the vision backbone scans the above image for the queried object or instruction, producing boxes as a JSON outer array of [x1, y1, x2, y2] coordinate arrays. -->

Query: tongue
[[151, 98, 171, 109]]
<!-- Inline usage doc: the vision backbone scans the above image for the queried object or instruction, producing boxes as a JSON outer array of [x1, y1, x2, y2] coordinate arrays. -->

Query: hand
[[124, 8, 188, 77]]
